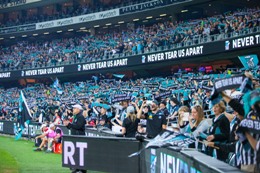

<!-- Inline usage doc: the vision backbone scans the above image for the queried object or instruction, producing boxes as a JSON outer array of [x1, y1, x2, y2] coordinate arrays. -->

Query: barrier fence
[[0, 120, 118, 138], [0, 120, 243, 173]]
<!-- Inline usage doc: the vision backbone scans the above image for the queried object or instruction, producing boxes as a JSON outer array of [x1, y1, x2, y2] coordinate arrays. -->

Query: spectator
[[180, 105, 210, 139], [96, 106, 109, 128], [63, 104, 86, 135], [122, 105, 139, 137], [137, 100, 167, 138], [167, 97, 180, 122], [176, 106, 190, 132], [159, 101, 170, 118], [63, 104, 86, 173], [206, 101, 230, 162], [53, 110, 62, 125], [34, 124, 49, 151], [34, 123, 62, 153]]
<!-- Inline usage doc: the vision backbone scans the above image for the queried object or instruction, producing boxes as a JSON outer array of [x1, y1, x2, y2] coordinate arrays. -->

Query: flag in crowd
[[15, 91, 32, 140], [53, 77, 63, 95], [112, 74, 125, 79]]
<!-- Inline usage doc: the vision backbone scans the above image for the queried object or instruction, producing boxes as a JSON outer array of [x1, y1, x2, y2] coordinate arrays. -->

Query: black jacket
[[207, 114, 230, 162], [67, 111, 86, 135]]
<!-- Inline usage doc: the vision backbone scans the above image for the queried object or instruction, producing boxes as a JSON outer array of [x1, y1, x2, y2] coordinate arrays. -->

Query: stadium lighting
[[22, 35, 27, 37], [44, 32, 49, 35], [10, 36, 15, 39], [33, 34, 38, 36], [94, 25, 100, 28], [114, 25, 120, 27], [106, 23, 112, 26], [0, 38, 4, 40], [68, 29, 74, 32], [57, 30, 62, 33], [133, 18, 139, 21], [181, 9, 188, 13], [160, 14, 167, 17], [118, 21, 124, 24], [80, 27, 86, 30], [146, 16, 153, 19], [103, 26, 108, 29], [143, 20, 148, 23]]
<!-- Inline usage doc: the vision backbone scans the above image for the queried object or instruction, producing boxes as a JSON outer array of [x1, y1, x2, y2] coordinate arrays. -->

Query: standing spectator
[[236, 89, 260, 173], [137, 100, 167, 138], [53, 110, 62, 125], [63, 104, 86, 173], [206, 101, 230, 162], [63, 104, 86, 135], [176, 106, 190, 132], [168, 97, 180, 122], [96, 107, 109, 128], [159, 101, 170, 118], [203, 90, 211, 111], [122, 106, 139, 137]]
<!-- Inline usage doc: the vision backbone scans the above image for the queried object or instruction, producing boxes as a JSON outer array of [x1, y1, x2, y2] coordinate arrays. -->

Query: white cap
[[127, 106, 135, 114], [49, 123, 55, 128], [72, 104, 83, 110], [40, 124, 47, 130]]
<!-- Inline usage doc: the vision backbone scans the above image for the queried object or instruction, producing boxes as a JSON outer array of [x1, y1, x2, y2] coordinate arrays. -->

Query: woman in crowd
[[176, 106, 190, 131], [206, 101, 230, 162], [122, 106, 139, 137], [179, 105, 210, 139], [53, 110, 62, 125]]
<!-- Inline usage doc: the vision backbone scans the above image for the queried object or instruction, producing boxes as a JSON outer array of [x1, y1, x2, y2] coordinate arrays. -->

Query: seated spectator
[[34, 123, 62, 153], [34, 124, 49, 150], [122, 106, 140, 137], [34, 124, 49, 151]]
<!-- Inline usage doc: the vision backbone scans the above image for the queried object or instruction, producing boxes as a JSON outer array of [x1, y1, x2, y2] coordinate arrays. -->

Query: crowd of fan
[[0, 67, 260, 172], [0, 0, 148, 28], [0, 7, 259, 70]]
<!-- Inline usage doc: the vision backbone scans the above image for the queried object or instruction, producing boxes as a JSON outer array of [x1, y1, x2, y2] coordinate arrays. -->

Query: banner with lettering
[[0, 33, 259, 80], [214, 75, 246, 92]]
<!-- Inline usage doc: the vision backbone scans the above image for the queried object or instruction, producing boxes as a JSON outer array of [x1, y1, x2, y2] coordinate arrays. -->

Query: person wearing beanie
[[122, 105, 139, 137]]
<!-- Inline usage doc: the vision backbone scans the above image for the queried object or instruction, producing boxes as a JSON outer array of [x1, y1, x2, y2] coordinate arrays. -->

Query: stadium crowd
[[0, 67, 259, 172], [0, 0, 153, 27], [0, 7, 259, 70], [0, 1, 260, 172]]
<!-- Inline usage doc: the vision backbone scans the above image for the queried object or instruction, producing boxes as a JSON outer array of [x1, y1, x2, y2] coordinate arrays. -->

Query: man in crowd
[[137, 100, 167, 138], [63, 104, 86, 136], [63, 104, 86, 173]]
